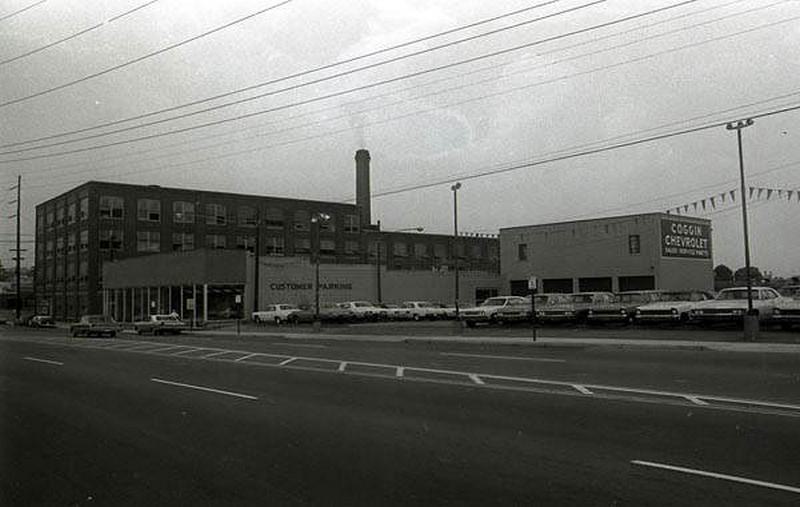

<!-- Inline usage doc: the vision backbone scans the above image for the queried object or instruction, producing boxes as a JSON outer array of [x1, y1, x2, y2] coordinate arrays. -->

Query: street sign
[[528, 276, 538, 290], [235, 294, 242, 304]]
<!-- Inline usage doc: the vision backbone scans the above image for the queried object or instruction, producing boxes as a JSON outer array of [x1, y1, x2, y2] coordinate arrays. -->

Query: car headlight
[[732, 309, 743, 316], [773, 308, 781, 315], [635, 309, 641, 316], [671, 308, 678, 315], [587, 310, 593, 316], [620, 309, 627, 315]]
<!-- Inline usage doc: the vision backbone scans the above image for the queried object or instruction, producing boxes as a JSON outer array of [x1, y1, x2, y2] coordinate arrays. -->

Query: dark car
[[70, 314, 119, 338], [27, 315, 56, 328]]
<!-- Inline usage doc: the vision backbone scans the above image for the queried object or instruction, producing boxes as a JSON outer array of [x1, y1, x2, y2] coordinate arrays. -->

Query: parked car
[[318, 303, 354, 323], [26, 315, 56, 328], [496, 294, 568, 324], [375, 303, 411, 320], [536, 292, 615, 324], [771, 292, 800, 330], [460, 296, 529, 327], [401, 301, 441, 321], [134, 314, 188, 335], [252, 304, 304, 325], [70, 314, 119, 338], [587, 291, 662, 324], [635, 290, 714, 324], [691, 287, 783, 324], [336, 301, 381, 321], [429, 303, 457, 319]]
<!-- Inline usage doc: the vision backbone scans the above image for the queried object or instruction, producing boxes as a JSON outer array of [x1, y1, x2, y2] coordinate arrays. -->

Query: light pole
[[451, 182, 462, 318], [311, 212, 330, 330], [726, 118, 756, 340]]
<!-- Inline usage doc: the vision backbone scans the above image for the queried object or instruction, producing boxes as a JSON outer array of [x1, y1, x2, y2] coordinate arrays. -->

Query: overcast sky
[[1, 0, 798, 276]]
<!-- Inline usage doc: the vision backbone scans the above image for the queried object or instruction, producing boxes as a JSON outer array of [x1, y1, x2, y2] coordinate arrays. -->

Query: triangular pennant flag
[[684, 204, 689, 212], [778, 189, 783, 199], [710, 196, 716, 209], [666, 209, 671, 214], [788, 190, 795, 201], [701, 199, 707, 211], [757, 188, 764, 199], [720, 192, 726, 204], [766, 189, 773, 200], [675, 207, 681, 215], [730, 190, 736, 202], [749, 187, 755, 199], [693, 202, 698, 212]]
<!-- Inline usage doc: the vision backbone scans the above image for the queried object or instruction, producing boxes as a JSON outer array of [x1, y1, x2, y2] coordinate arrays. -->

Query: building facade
[[500, 213, 713, 295]]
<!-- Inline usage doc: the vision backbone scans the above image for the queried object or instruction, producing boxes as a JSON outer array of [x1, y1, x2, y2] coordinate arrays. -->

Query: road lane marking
[[441, 352, 566, 363], [631, 460, 800, 495], [150, 378, 258, 400], [573, 385, 593, 395], [338, 361, 347, 372], [278, 357, 297, 366], [201, 350, 232, 359], [23, 356, 63, 366], [170, 348, 203, 356], [235, 353, 260, 362], [396, 367, 405, 378], [272, 342, 327, 349], [684, 395, 708, 406], [469, 374, 485, 385]]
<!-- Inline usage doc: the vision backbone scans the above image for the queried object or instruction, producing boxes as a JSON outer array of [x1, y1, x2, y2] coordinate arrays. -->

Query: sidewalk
[[192, 328, 800, 354]]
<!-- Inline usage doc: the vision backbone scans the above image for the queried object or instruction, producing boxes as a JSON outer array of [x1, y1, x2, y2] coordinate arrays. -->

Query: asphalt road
[[2, 329, 799, 506]]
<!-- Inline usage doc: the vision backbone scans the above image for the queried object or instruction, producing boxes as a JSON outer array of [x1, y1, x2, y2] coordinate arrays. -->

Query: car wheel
[[466, 321, 476, 328], [109, 331, 116, 338], [274, 317, 282, 325], [413, 314, 421, 321], [136, 327, 143, 335]]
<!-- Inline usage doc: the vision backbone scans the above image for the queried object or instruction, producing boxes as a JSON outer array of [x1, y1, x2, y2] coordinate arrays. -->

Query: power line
[[0, 0, 163, 67], [0, 0, 608, 151], [0, 0, 578, 149], [0, 1, 705, 162], [0, 0, 46, 23], [0, 0, 294, 109]]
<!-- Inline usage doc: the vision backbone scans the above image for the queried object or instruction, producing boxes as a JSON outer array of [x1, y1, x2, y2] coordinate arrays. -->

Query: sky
[[1, 0, 798, 276]]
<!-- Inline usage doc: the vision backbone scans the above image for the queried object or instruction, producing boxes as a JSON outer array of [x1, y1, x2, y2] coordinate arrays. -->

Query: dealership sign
[[661, 219, 711, 259]]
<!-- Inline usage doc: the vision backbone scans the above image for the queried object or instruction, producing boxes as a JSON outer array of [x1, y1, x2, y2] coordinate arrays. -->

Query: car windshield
[[354, 302, 373, 307], [155, 315, 180, 322], [717, 289, 759, 300], [660, 292, 707, 302], [618, 293, 656, 303], [568, 295, 593, 304], [87, 315, 112, 323], [481, 298, 507, 306]]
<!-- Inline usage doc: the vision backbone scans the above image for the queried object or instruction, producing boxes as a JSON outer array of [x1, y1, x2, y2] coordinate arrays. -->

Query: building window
[[294, 210, 310, 231], [455, 242, 465, 259], [67, 203, 76, 224], [46, 240, 53, 259], [320, 239, 336, 255], [294, 238, 311, 253], [237, 206, 258, 227], [629, 234, 641, 254], [66, 261, 76, 282], [67, 233, 76, 254], [236, 235, 256, 251], [393, 242, 408, 258], [172, 232, 194, 251], [46, 210, 54, 229], [264, 236, 284, 256], [344, 214, 359, 233], [319, 214, 335, 232], [488, 244, 499, 262], [433, 243, 447, 260], [55, 264, 64, 283], [79, 197, 89, 220], [205, 234, 227, 249], [344, 240, 359, 255], [471, 244, 483, 259], [205, 204, 227, 225], [79, 230, 89, 251], [137, 199, 161, 222], [173, 201, 195, 223], [99, 230, 123, 251], [518, 243, 528, 261], [265, 208, 284, 229], [37, 214, 44, 233], [46, 264, 54, 282], [414, 243, 428, 259], [137, 231, 160, 252], [99, 196, 124, 219], [56, 206, 65, 227], [78, 261, 88, 282], [56, 237, 64, 256]]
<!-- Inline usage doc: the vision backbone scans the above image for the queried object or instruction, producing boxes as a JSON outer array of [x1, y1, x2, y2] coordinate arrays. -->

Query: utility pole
[[726, 118, 757, 341], [375, 220, 382, 304], [9, 176, 24, 322], [451, 182, 462, 318]]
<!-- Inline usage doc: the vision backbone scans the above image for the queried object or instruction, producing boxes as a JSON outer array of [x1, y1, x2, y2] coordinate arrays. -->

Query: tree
[[734, 266, 763, 284], [713, 264, 733, 281]]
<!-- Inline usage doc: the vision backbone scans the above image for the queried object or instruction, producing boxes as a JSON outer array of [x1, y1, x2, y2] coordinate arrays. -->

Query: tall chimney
[[355, 149, 371, 226]]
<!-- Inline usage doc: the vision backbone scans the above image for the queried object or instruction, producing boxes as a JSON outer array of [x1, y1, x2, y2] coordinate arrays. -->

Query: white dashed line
[[278, 357, 297, 366], [272, 342, 327, 349], [631, 460, 800, 494], [338, 361, 347, 372], [684, 395, 708, 406], [396, 367, 405, 378], [151, 378, 258, 400], [235, 353, 260, 362], [573, 385, 593, 395], [170, 348, 203, 356], [442, 352, 566, 363], [469, 374, 485, 385], [23, 356, 63, 366], [201, 350, 233, 359]]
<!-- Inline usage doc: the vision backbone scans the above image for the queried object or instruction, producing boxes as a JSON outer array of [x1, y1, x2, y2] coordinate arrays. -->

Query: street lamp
[[311, 212, 331, 329], [725, 118, 757, 340], [451, 182, 462, 318]]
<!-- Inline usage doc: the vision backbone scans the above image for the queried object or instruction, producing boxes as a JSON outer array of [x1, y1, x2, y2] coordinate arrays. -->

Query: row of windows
[[39, 198, 90, 231], [98, 196, 360, 232], [41, 261, 89, 282], [43, 230, 90, 258], [516, 234, 642, 261]]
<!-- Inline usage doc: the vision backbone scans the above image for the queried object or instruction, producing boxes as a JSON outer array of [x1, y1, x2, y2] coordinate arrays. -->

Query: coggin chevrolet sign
[[661, 218, 712, 259]]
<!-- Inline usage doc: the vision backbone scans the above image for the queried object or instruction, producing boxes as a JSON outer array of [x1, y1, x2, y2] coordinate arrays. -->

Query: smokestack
[[355, 149, 371, 226]]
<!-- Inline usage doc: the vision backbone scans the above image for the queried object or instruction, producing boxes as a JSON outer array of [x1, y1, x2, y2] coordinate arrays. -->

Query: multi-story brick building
[[34, 150, 499, 320]]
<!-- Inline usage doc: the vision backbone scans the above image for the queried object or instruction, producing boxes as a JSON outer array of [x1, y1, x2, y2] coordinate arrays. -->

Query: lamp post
[[311, 212, 330, 330], [726, 118, 757, 341], [451, 182, 462, 318]]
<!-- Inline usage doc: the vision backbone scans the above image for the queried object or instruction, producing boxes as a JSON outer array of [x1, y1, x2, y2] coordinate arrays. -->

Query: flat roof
[[499, 211, 709, 232]]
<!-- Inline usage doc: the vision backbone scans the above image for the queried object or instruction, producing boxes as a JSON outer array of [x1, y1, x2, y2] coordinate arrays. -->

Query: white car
[[429, 303, 457, 319], [375, 303, 411, 320], [460, 296, 529, 327], [691, 287, 782, 324], [401, 301, 441, 320], [634, 290, 714, 323], [336, 301, 381, 321], [252, 304, 302, 324], [772, 290, 800, 330]]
